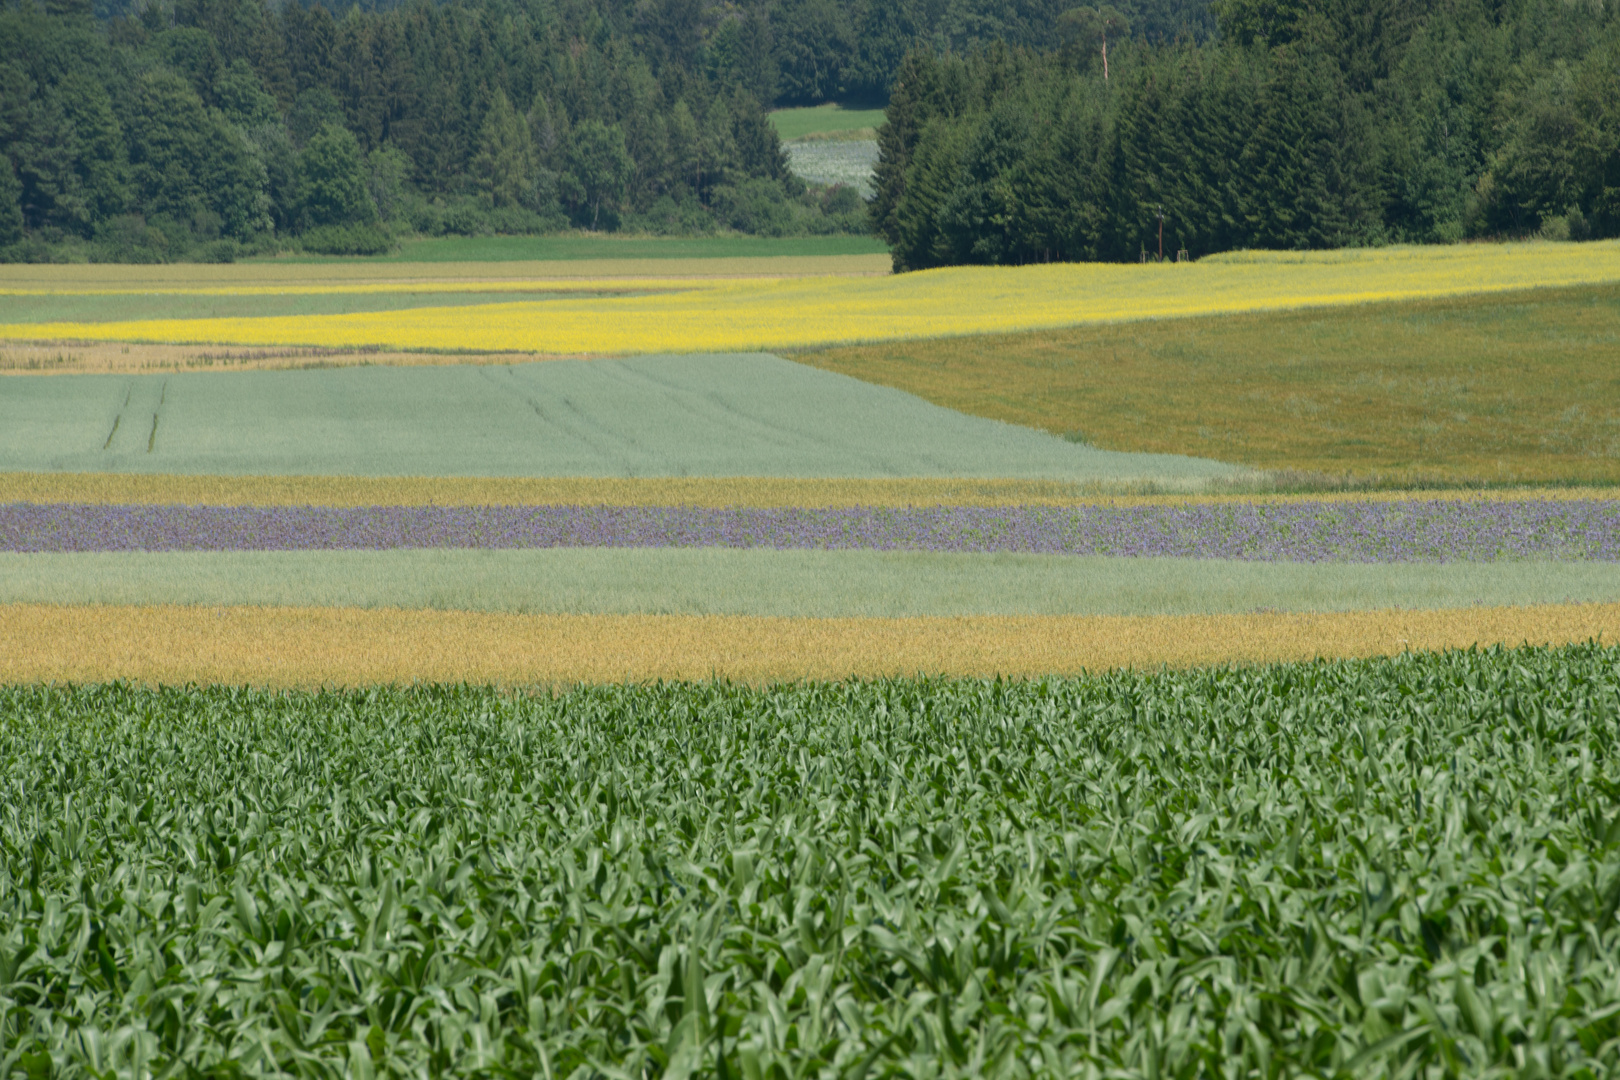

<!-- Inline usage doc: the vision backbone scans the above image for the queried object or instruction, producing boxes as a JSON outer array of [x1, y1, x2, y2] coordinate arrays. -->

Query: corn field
[[3, 645, 1619, 1078]]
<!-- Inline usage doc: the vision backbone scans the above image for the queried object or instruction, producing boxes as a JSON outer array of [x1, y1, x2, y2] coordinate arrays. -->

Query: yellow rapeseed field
[[2, 601, 1615, 685], [4, 241, 1617, 354]]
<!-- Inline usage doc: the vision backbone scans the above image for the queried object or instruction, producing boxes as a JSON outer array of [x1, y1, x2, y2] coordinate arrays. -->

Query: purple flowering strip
[[2, 500, 1618, 562]]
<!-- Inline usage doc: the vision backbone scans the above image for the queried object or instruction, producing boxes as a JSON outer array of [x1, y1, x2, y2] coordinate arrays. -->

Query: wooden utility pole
[[1157, 205, 1164, 261]]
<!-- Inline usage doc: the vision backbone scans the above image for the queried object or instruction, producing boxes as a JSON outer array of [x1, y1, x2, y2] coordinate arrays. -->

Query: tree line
[[0, 0, 804, 260], [872, 0, 1620, 269], [0, 0, 1210, 260]]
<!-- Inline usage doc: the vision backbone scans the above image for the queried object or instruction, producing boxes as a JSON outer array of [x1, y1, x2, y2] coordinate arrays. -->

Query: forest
[[0, 0, 1208, 260], [874, 0, 1620, 268], [0, 0, 1616, 263]]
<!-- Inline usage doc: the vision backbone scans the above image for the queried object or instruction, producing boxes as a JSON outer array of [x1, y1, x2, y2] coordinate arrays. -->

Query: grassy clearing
[[800, 282, 1620, 486], [9, 240, 1617, 354], [6, 649, 1619, 1075], [3, 549, 1617, 617], [263, 233, 889, 263], [768, 103, 887, 140], [0, 355, 1244, 483]]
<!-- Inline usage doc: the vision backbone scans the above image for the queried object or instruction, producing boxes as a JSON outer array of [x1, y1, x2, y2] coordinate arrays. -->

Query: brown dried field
[[3, 601, 1614, 686], [4, 471, 1618, 508]]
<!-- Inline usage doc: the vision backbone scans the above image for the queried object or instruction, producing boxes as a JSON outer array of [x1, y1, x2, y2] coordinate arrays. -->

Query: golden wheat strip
[[2, 602, 1615, 687], [0, 474, 1119, 506], [1, 472, 1615, 509]]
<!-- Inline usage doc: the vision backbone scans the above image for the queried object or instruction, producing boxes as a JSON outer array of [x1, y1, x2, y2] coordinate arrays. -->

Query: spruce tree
[[473, 90, 537, 210], [0, 154, 22, 247], [870, 51, 938, 257]]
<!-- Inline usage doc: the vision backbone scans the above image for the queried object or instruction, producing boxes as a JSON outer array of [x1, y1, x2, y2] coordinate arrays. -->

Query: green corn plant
[[1, 644, 1618, 1078]]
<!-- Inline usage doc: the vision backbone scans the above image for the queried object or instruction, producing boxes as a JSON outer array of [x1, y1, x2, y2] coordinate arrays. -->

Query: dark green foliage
[[298, 221, 393, 255], [3, 644, 1620, 1076], [297, 121, 376, 228], [707, 11, 778, 105], [124, 67, 270, 242], [1057, 5, 1129, 76], [714, 176, 795, 235], [1208, 0, 1309, 47], [214, 58, 281, 128], [471, 90, 537, 212], [284, 87, 347, 150], [9, 0, 1620, 262], [1472, 43, 1620, 241], [875, 2, 1620, 267], [90, 213, 171, 262], [0, 153, 22, 247], [771, 0, 854, 105], [569, 120, 633, 231], [0, 0, 883, 259]]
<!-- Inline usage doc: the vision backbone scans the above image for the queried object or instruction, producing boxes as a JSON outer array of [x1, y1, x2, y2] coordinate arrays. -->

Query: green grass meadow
[[0, 355, 1246, 483], [768, 103, 888, 141], [0, 290, 634, 325], [5, 548, 1618, 616], [4, 647, 1619, 1077], [800, 282, 1620, 486]]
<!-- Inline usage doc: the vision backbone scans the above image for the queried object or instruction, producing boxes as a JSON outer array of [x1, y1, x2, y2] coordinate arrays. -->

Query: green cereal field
[[0, 356, 1247, 482]]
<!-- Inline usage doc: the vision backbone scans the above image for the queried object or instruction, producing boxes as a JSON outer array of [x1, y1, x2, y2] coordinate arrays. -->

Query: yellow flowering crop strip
[[3, 241, 1617, 354], [4, 471, 1618, 509], [1, 601, 1614, 686]]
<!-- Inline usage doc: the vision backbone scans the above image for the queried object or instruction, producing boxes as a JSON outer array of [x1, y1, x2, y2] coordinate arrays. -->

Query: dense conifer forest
[[873, 0, 1620, 268], [1, 0, 1616, 262]]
